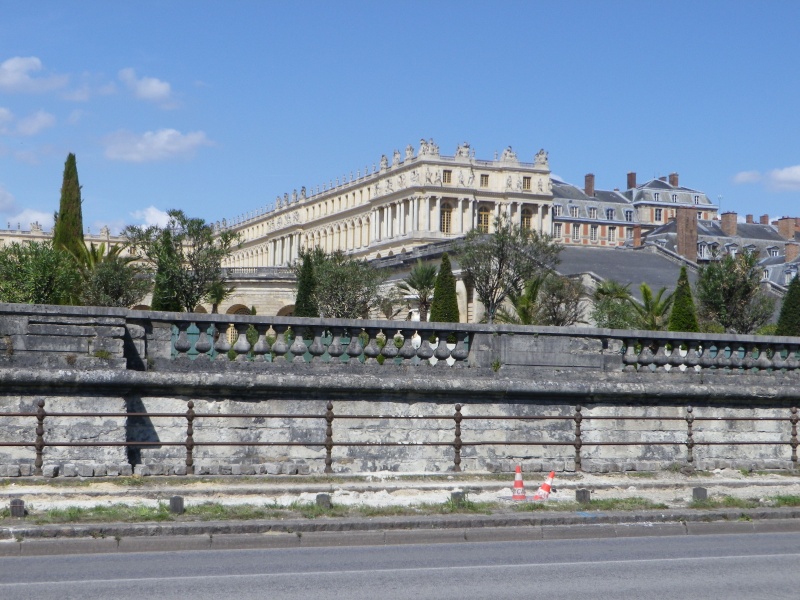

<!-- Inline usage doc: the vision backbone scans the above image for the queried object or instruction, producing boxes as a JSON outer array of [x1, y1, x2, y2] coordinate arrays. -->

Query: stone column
[[435, 197, 442, 234], [412, 196, 419, 232], [458, 198, 465, 234]]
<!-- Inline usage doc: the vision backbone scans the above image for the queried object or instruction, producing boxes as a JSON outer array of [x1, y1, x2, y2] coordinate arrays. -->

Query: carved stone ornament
[[405, 144, 415, 160], [456, 142, 471, 158], [501, 146, 517, 161], [393, 149, 401, 166], [380, 154, 389, 170], [535, 148, 549, 167]]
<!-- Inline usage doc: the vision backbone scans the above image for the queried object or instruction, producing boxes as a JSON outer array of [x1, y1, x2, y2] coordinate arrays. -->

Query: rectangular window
[[606, 208, 615, 220], [671, 194, 678, 202], [440, 208, 452, 234], [655, 208, 663, 221], [522, 176, 531, 191], [570, 206, 579, 218], [609, 226, 617, 242], [625, 227, 633, 239], [553, 205, 563, 217], [480, 174, 489, 187], [553, 223, 562, 238], [590, 225, 598, 241], [697, 211, 702, 219], [694, 195, 700, 205], [625, 210, 633, 222], [572, 223, 581, 240], [588, 207, 597, 219], [442, 170, 452, 184], [654, 192, 660, 201]]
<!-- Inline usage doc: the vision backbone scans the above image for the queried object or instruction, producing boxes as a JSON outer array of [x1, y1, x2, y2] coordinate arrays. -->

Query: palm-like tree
[[629, 283, 674, 330], [69, 242, 130, 273], [396, 260, 437, 321], [205, 279, 235, 313], [495, 275, 545, 325]]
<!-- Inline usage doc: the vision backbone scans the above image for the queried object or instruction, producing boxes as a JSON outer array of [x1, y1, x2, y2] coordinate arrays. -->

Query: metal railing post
[[453, 404, 462, 472], [324, 401, 334, 474], [34, 399, 45, 476], [185, 401, 195, 475]]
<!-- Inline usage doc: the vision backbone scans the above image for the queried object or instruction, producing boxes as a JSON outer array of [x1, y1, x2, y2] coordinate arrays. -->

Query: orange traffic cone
[[533, 471, 555, 501], [511, 465, 526, 501]]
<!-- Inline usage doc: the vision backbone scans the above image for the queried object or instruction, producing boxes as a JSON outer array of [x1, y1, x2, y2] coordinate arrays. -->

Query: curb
[[3, 508, 800, 556]]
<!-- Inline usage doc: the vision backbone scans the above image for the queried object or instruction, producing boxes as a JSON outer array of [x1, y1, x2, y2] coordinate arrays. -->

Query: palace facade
[[220, 140, 555, 268]]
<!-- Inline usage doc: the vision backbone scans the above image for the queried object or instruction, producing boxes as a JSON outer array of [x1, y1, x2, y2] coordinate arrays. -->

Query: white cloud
[[62, 84, 91, 102], [67, 109, 86, 125], [15, 110, 56, 136], [130, 206, 170, 227], [104, 128, 212, 162], [0, 184, 17, 212], [766, 165, 800, 191], [0, 107, 12, 133], [733, 170, 761, 184], [118, 68, 174, 106], [0, 56, 68, 93], [4, 208, 54, 231]]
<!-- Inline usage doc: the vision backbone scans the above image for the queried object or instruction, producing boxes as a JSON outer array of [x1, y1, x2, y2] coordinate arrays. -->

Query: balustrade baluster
[[345, 327, 364, 362], [785, 344, 800, 371], [307, 325, 327, 362], [716, 342, 733, 371], [397, 328, 418, 364], [684, 340, 700, 370], [755, 344, 772, 372], [362, 328, 382, 364], [699, 342, 716, 370], [622, 338, 639, 372], [289, 329, 308, 363], [433, 331, 452, 366], [174, 322, 192, 357], [326, 327, 345, 364], [416, 328, 435, 362], [270, 325, 290, 362], [451, 331, 470, 367], [380, 329, 400, 363], [652, 340, 669, 372], [213, 323, 232, 360], [666, 341, 684, 371], [251, 325, 271, 362], [194, 322, 213, 359], [772, 344, 787, 371], [232, 323, 252, 361]]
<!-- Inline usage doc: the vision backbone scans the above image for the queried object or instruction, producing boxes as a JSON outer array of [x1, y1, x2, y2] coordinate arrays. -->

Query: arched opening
[[131, 304, 150, 311], [277, 305, 295, 317], [193, 305, 208, 313]]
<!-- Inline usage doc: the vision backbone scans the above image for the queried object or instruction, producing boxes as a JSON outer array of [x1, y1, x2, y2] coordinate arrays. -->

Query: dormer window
[[654, 192, 660, 201], [570, 206, 579, 218], [769, 247, 779, 257], [553, 205, 563, 217], [606, 208, 615, 220], [624, 210, 633, 222], [763, 269, 769, 280], [693, 195, 700, 204], [588, 207, 597, 219], [671, 194, 678, 202]]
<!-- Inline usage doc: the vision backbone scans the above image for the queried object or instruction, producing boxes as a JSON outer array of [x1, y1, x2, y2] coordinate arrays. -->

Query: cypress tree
[[429, 253, 460, 324], [150, 230, 182, 312], [294, 253, 319, 317], [668, 266, 699, 332], [776, 275, 800, 336], [52, 153, 84, 257]]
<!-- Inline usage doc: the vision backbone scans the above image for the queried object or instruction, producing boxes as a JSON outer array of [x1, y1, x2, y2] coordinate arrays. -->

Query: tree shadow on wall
[[125, 395, 161, 467]]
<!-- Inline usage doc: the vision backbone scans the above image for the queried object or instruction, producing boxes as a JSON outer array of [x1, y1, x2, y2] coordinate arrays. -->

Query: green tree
[[52, 153, 85, 257], [630, 283, 674, 331], [124, 210, 240, 312], [293, 253, 319, 317], [459, 214, 561, 323], [590, 280, 637, 329], [0, 241, 80, 305], [396, 259, 438, 322], [204, 279, 235, 314], [695, 249, 775, 334], [495, 275, 545, 325], [429, 253, 460, 324], [70, 242, 151, 308], [535, 275, 585, 326], [293, 248, 385, 318], [776, 275, 800, 336], [668, 266, 699, 333]]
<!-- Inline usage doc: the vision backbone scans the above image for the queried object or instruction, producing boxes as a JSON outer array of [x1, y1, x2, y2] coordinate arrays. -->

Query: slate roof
[[557, 245, 694, 301]]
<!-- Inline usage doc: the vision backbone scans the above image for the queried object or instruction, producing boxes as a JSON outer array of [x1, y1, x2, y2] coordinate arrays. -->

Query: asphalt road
[[1, 532, 799, 599]]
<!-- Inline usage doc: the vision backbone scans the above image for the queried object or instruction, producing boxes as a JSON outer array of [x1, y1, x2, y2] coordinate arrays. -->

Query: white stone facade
[[221, 140, 554, 267]]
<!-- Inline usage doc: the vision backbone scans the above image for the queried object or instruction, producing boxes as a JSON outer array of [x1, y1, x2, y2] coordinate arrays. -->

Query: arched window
[[477, 206, 491, 233], [440, 203, 453, 234], [521, 207, 533, 230]]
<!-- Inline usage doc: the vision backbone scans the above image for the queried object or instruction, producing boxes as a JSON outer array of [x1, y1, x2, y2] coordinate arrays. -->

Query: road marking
[[3, 552, 800, 587]]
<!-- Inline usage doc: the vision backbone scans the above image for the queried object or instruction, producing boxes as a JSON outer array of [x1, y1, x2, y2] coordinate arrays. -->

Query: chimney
[[676, 207, 698, 260], [627, 172, 637, 189], [720, 212, 738, 237], [778, 217, 796, 240], [746, 214, 754, 224], [786, 242, 800, 263], [632, 224, 642, 248], [669, 172, 679, 187], [659, 176, 667, 182], [584, 173, 595, 197], [760, 214, 770, 225]]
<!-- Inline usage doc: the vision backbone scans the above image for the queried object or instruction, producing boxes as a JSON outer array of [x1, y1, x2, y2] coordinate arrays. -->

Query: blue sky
[[1, 1, 799, 234]]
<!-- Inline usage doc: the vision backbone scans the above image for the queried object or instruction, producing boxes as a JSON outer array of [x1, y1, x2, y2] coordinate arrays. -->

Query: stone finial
[[534, 148, 549, 167], [405, 144, 414, 160], [380, 154, 389, 170], [392, 149, 401, 166]]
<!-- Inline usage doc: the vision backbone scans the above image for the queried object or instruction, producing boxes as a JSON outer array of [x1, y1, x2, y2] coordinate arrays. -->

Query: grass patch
[[31, 503, 174, 525], [512, 497, 667, 512], [287, 501, 349, 519], [356, 505, 422, 518], [771, 495, 800, 507], [185, 503, 286, 521], [689, 495, 759, 510]]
